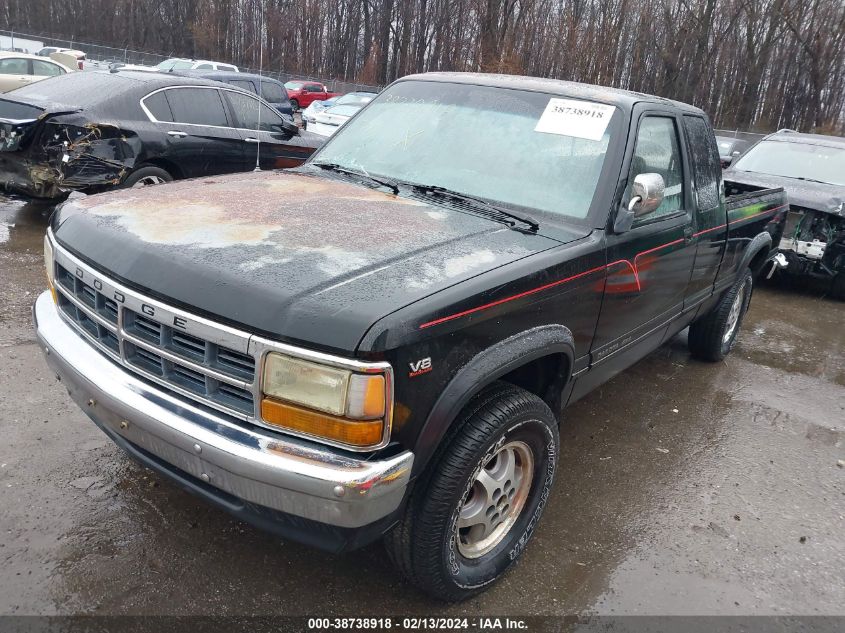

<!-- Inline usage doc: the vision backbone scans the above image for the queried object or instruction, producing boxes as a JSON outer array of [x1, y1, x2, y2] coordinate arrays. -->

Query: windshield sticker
[[534, 98, 615, 141]]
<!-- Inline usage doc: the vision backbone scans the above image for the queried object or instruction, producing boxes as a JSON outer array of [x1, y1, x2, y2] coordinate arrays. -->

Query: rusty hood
[[51, 170, 575, 353]]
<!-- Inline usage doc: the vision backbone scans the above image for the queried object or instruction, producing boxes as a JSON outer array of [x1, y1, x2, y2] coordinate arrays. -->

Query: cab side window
[[629, 116, 684, 220]]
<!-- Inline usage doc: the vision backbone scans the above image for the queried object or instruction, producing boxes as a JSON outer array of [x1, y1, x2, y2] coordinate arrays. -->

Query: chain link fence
[[1, 29, 380, 94]]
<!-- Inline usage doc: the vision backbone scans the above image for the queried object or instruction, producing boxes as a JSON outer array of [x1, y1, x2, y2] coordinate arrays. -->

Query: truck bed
[[724, 179, 786, 212]]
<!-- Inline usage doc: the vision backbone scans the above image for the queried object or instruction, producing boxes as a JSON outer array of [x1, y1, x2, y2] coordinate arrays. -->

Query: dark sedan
[[0, 70, 324, 199]]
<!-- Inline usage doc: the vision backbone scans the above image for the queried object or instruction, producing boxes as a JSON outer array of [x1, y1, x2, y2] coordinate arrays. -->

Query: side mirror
[[614, 173, 665, 233], [628, 173, 665, 217], [723, 149, 741, 167], [271, 120, 299, 137]]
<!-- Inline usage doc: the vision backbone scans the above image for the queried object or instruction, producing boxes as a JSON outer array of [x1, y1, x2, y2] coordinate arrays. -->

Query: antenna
[[253, 7, 264, 172]]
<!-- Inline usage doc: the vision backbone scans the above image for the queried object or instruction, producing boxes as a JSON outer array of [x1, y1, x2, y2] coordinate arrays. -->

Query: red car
[[284, 80, 340, 111]]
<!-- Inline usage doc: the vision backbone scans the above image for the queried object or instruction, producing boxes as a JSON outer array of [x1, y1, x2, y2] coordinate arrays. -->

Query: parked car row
[[307, 91, 376, 137], [112, 57, 240, 73]]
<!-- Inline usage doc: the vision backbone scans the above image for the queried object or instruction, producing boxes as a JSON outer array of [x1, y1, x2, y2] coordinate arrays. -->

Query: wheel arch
[[132, 157, 183, 180], [739, 232, 774, 277], [411, 325, 574, 477]]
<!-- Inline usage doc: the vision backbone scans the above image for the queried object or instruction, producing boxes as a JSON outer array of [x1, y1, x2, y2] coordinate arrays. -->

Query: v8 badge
[[408, 357, 432, 377]]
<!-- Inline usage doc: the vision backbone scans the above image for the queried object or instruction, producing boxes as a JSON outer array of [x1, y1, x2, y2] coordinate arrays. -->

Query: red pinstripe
[[418, 203, 787, 330]]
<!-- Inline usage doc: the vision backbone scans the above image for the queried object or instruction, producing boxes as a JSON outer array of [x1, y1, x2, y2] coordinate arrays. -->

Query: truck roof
[[401, 72, 706, 115]]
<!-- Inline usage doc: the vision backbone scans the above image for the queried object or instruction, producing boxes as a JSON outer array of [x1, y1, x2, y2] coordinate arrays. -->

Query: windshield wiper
[[410, 184, 539, 232], [312, 162, 399, 194]]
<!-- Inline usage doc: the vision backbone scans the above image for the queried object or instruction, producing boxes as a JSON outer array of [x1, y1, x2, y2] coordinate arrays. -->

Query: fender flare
[[411, 325, 575, 477], [738, 232, 773, 276]]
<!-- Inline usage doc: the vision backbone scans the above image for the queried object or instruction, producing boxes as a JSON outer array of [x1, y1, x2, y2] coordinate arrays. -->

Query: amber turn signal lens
[[346, 374, 386, 419], [261, 398, 384, 448]]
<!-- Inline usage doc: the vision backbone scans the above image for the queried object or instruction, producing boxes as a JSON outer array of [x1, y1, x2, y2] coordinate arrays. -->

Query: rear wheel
[[689, 268, 753, 361], [290, 99, 300, 112], [122, 165, 173, 189], [385, 382, 559, 601]]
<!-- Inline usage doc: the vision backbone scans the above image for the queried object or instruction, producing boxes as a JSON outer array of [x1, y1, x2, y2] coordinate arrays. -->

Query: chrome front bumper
[[34, 291, 413, 529]]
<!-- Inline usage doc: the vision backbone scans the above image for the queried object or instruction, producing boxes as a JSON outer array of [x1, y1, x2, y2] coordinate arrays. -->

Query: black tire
[[689, 268, 753, 362], [290, 99, 300, 112], [831, 273, 845, 300], [121, 165, 173, 189], [385, 382, 559, 601]]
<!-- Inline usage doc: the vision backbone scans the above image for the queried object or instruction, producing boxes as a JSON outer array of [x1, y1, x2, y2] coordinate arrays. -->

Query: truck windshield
[[734, 139, 845, 186], [311, 80, 620, 221]]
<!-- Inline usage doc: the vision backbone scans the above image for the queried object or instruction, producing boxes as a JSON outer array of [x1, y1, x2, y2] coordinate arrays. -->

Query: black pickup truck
[[34, 73, 787, 601]]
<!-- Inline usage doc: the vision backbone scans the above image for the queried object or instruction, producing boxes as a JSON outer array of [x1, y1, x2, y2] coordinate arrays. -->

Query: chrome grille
[[53, 257, 256, 418]]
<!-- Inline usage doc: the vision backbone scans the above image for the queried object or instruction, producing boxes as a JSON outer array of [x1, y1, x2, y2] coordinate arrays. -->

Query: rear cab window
[[683, 115, 722, 211]]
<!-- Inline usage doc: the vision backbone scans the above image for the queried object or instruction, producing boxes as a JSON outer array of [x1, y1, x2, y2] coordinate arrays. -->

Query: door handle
[[167, 131, 187, 138], [243, 137, 260, 143]]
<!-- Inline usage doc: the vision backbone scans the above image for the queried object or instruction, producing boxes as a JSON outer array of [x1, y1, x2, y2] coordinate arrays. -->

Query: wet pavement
[[0, 192, 842, 616]]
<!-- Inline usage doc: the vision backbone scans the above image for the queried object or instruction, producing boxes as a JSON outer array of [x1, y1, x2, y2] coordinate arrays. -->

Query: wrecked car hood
[[52, 171, 581, 353], [725, 169, 845, 216]]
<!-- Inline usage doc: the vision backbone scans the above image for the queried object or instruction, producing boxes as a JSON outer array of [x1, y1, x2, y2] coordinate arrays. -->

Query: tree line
[[4, 0, 844, 134]]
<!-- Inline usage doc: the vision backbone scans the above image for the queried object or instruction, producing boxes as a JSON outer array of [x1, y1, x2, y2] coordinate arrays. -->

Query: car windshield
[[733, 139, 845, 186], [322, 105, 360, 117], [157, 60, 193, 70], [284, 82, 303, 90], [312, 80, 620, 220], [336, 93, 375, 106]]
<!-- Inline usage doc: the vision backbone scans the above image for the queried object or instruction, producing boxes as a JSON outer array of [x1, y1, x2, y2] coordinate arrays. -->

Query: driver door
[[590, 110, 697, 369]]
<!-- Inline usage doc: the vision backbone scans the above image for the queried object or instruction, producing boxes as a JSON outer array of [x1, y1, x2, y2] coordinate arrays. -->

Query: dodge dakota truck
[[34, 73, 787, 601]]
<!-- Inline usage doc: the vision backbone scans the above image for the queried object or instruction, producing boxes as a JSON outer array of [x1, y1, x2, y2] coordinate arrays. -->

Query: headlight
[[44, 234, 56, 302], [260, 352, 390, 449]]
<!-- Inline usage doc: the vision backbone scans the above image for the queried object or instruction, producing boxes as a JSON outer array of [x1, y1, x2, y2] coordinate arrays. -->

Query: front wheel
[[385, 383, 559, 601], [290, 99, 300, 112], [688, 268, 753, 361]]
